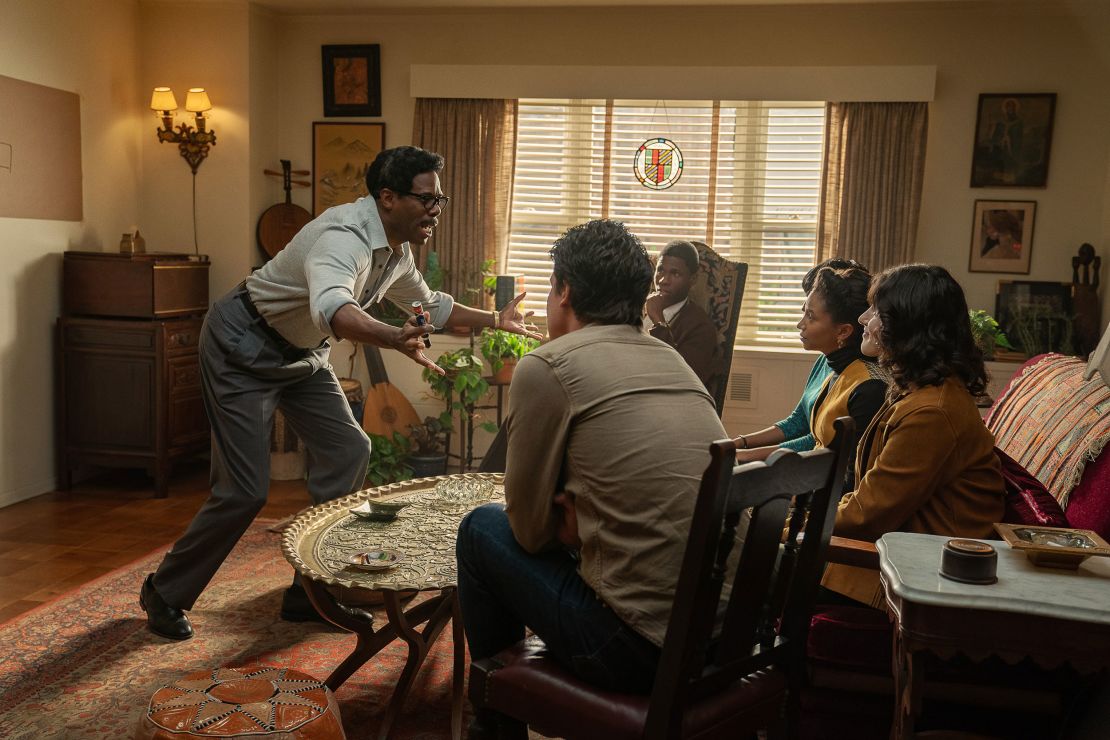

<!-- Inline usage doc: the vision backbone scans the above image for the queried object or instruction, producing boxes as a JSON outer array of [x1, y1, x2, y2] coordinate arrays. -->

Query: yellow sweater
[[810, 358, 887, 449]]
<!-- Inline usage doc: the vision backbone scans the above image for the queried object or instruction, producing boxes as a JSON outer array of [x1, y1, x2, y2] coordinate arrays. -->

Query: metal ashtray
[[994, 522, 1110, 570], [346, 549, 404, 571]]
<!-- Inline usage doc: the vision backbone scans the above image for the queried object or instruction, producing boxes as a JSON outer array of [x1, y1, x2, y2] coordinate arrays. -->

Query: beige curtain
[[817, 102, 929, 273], [412, 98, 518, 304]]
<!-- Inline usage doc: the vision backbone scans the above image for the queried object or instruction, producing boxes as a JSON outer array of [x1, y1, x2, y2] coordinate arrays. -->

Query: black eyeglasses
[[394, 191, 451, 211]]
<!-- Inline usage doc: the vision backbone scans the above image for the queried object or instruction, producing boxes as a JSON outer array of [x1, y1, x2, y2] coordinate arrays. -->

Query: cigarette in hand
[[411, 301, 431, 348]]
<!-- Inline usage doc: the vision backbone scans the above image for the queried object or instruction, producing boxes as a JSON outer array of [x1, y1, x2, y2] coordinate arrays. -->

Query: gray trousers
[[152, 286, 371, 610]]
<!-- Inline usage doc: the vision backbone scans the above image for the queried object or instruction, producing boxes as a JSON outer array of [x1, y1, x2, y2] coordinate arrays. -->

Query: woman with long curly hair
[[823, 264, 1005, 607]]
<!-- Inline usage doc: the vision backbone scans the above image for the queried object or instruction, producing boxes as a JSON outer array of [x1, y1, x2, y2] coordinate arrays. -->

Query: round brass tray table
[[281, 473, 504, 740]]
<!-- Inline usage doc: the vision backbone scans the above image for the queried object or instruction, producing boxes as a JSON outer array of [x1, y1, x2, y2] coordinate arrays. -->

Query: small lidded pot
[[939, 538, 998, 584]]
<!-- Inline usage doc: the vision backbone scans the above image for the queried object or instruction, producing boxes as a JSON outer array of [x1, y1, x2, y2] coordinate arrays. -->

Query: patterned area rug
[[0, 520, 461, 739]]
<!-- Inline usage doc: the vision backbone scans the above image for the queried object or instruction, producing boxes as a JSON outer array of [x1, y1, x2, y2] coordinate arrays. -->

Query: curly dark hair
[[809, 266, 872, 349], [365, 146, 444, 199], [870, 264, 986, 396], [549, 220, 653, 327], [802, 257, 867, 294], [659, 240, 700, 275]]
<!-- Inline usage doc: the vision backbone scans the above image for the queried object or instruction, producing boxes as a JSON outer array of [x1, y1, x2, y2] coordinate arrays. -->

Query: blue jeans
[[456, 503, 661, 694]]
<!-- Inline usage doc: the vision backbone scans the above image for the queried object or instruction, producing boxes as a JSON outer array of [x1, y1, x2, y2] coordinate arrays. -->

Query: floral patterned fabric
[[688, 242, 748, 415]]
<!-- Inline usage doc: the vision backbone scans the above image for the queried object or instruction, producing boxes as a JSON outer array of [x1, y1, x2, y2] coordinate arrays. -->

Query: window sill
[[731, 344, 821, 362]]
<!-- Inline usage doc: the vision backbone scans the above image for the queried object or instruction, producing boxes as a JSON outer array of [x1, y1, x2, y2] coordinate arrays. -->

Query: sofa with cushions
[[800, 351, 1110, 739], [987, 352, 1110, 539]]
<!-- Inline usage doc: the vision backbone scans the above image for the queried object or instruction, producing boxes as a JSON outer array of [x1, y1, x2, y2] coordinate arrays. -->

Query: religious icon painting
[[634, 138, 684, 190]]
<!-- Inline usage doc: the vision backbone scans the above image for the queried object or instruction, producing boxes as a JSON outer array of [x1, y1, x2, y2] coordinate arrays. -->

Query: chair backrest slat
[[645, 417, 854, 739]]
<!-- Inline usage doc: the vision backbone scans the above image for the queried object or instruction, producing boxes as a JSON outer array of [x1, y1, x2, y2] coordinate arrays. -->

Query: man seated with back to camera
[[645, 239, 719, 389], [455, 220, 727, 713]]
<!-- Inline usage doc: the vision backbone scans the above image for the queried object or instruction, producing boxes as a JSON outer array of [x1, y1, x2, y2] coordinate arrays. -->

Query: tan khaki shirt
[[504, 324, 726, 646]]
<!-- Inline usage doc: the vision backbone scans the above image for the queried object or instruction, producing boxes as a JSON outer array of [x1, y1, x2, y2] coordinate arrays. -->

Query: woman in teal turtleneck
[[732, 264, 887, 486]]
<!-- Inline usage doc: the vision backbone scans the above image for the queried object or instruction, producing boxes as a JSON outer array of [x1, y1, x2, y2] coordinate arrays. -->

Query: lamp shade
[[185, 88, 212, 113], [150, 87, 178, 112]]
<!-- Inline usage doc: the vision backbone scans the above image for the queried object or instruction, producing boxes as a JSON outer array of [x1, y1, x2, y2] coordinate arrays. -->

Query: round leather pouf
[[135, 666, 346, 739]]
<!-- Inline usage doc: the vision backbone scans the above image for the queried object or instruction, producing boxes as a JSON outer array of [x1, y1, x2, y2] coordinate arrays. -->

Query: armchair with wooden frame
[[467, 418, 854, 740], [688, 241, 748, 416]]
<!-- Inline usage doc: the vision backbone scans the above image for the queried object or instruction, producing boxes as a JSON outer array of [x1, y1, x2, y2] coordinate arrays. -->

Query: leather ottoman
[[136, 666, 345, 739]]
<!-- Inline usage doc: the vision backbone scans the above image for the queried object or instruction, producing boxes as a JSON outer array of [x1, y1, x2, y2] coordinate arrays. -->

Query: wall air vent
[[726, 370, 756, 408]]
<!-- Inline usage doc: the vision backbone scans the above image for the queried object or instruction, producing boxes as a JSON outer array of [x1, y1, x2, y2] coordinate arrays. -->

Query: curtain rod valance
[[410, 64, 935, 102]]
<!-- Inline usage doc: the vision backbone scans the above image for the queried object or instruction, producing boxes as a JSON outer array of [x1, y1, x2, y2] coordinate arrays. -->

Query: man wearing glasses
[[140, 145, 540, 641]]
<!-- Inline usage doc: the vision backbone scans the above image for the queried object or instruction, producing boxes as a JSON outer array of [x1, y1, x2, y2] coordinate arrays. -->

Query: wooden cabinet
[[58, 252, 210, 497]]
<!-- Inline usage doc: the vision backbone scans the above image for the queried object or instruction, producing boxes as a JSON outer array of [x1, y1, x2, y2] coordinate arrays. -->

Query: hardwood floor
[[0, 462, 311, 623]]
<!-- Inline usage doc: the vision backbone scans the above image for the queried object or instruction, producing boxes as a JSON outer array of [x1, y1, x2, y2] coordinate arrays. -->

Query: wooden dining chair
[[468, 419, 855, 740]]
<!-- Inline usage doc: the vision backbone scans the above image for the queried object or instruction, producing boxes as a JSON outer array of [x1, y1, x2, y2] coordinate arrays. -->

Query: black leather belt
[[236, 283, 299, 352]]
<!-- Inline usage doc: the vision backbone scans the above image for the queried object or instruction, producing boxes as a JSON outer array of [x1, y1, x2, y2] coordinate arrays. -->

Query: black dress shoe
[[280, 585, 373, 625], [140, 574, 194, 640]]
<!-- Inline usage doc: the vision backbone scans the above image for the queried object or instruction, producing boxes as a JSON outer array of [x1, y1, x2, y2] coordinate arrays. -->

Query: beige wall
[[2, 0, 1110, 504], [0, 0, 142, 506], [139, 0, 254, 297], [270, 1, 1110, 317]]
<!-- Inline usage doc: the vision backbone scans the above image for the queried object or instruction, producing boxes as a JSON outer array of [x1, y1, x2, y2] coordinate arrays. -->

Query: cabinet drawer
[[168, 356, 201, 391], [164, 323, 202, 354], [65, 324, 156, 351], [169, 391, 209, 447]]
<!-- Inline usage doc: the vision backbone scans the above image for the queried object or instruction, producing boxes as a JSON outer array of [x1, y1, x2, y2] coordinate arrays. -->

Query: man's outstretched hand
[[393, 314, 444, 375], [498, 292, 543, 340]]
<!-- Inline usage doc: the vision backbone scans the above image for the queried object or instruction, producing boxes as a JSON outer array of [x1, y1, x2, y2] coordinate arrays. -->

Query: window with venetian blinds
[[506, 98, 825, 346]]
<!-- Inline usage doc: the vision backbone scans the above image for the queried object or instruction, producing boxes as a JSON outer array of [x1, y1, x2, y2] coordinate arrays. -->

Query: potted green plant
[[365, 431, 414, 487], [407, 415, 449, 478], [968, 309, 1015, 360], [478, 328, 541, 384], [423, 347, 498, 469]]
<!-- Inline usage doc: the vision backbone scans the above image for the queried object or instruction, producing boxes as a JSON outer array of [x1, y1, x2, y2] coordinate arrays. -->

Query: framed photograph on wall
[[968, 199, 1036, 274], [970, 92, 1056, 187], [312, 122, 385, 215], [321, 44, 381, 117], [995, 280, 1074, 355]]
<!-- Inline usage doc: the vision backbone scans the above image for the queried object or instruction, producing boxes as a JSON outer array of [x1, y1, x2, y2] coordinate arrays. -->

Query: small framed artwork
[[312, 122, 385, 215], [968, 200, 1036, 274], [321, 44, 381, 117], [970, 92, 1056, 187], [995, 280, 1074, 354]]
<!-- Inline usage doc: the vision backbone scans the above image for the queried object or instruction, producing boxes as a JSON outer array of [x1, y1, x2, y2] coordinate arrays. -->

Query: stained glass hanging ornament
[[634, 137, 684, 190]]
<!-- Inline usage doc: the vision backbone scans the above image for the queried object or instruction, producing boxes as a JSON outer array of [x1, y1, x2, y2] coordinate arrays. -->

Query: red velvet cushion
[[476, 637, 785, 738], [806, 605, 892, 675], [1063, 448, 1110, 539], [996, 446, 1070, 528]]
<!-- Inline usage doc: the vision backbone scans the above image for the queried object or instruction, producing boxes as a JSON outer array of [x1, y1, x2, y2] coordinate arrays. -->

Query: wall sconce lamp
[[150, 86, 217, 174]]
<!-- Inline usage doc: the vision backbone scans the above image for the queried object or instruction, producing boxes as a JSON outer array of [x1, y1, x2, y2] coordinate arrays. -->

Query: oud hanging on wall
[[257, 160, 312, 260]]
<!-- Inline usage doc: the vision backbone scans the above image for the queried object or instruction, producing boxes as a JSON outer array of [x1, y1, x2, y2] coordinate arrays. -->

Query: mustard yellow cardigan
[[823, 376, 1005, 606]]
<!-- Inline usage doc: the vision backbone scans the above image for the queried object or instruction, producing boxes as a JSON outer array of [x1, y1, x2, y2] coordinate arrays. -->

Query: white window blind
[[507, 98, 825, 345]]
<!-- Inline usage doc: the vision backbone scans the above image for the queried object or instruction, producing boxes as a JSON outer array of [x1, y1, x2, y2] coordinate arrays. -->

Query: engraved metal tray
[[281, 474, 504, 592]]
